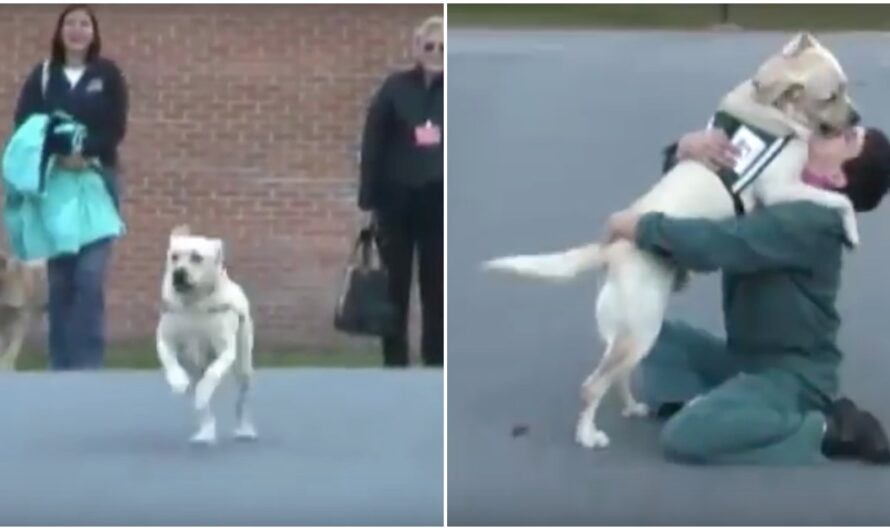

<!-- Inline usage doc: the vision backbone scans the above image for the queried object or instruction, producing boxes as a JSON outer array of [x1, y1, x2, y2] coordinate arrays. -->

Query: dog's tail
[[481, 243, 608, 281]]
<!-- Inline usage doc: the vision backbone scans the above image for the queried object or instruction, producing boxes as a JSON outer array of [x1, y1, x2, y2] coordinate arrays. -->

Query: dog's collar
[[707, 111, 793, 216]]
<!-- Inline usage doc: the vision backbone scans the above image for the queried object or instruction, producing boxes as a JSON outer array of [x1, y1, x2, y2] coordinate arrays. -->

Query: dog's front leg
[[195, 340, 238, 411], [759, 182, 860, 247], [190, 331, 238, 444], [157, 324, 190, 395]]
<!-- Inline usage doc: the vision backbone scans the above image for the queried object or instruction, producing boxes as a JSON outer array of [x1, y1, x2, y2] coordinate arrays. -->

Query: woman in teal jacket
[[11, 5, 128, 370]]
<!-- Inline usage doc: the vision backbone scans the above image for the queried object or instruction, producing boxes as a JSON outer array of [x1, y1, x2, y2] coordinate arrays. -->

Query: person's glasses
[[423, 41, 444, 54]]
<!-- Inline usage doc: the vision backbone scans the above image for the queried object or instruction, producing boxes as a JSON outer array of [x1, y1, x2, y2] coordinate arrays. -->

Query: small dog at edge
[[156, 225, 257, 444], [0, 254, 47, 371]]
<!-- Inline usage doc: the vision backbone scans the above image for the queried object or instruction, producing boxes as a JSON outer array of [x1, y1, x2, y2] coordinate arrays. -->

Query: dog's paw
[[843, 215, 860, 248], [621, 402, 650, 418], [166, 368, 190, 395], [190, 420, 217, 445], [844, 223, 860, 248], [575, 423, 610, 449], [233, 422, 259, 441]]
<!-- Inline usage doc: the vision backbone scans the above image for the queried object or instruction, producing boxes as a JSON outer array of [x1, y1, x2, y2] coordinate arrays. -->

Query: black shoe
[[656, 402, 685, 419], [822, 397, 890, 464]]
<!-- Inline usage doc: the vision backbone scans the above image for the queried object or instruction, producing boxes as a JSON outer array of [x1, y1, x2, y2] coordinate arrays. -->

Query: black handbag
[[333, 223, 398, 337]]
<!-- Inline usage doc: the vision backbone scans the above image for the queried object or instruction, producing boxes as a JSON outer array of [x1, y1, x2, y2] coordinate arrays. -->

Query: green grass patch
[[447, 4, 890, 31], [14, 339, 380, 371]]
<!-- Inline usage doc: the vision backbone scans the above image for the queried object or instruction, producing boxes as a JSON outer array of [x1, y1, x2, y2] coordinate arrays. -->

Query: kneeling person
[[606, 126, 890, 465]]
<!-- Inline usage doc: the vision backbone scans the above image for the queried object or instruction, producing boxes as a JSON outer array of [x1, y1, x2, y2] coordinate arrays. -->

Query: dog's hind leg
[[232, 370, 257, 441], [575, 335, 634, 449], [614, 325, 663, 419], [232, 316, 257, 441], [576, 324, 662, 448], [0, 337, 10, 371], [617, 372, 649, 418], [0, 314, 29, 371]]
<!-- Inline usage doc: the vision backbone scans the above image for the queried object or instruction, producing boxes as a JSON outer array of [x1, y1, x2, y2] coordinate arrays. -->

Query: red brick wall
[[0, 4, 441, 350]]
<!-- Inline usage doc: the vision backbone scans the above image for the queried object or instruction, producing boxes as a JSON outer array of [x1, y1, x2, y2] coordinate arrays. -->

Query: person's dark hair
[[841, 127, 890, 212], [50, 4, 101, 65]]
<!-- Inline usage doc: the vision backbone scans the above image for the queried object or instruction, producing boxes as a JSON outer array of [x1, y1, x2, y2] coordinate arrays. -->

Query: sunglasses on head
[[423, 41, 444, 53]]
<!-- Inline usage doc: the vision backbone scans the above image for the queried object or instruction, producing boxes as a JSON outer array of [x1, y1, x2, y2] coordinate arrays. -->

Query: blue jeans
[[47, 237, 114, 370]]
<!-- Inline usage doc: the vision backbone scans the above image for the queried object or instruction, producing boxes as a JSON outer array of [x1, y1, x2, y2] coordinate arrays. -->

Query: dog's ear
[[212, 239, 225, 266], [753, 77, 804, 105], [170, 224, 191, 240], [752, 53, 806, 105], [781, 32, 818, 57]]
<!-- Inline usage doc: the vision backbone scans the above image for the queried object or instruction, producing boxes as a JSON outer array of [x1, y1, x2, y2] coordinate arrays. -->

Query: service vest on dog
[[707, 111, 793, 216]]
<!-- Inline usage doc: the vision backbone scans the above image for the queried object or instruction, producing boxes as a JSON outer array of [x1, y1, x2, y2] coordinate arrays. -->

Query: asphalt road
[[0, 368, 443, 526], [447, 28, 890, 526]]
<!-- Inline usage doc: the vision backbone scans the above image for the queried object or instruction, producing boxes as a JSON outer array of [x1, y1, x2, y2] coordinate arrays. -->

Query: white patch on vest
[[731, 133, 786, 195], [730, 126, 768, 177]]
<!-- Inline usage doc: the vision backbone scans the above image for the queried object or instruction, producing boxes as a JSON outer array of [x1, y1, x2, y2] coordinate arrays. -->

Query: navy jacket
[[14, 58, 128, 170], [359, 65, 444, 214]]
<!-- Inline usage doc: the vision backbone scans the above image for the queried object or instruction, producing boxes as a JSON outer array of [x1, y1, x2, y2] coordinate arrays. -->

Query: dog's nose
[[172, 268, 188, 286], [849, 108, 861, 126]]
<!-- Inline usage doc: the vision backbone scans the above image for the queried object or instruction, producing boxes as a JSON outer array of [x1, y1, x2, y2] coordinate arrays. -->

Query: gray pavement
[[0, 368, 443, 526], [448, 28, 890, 525]]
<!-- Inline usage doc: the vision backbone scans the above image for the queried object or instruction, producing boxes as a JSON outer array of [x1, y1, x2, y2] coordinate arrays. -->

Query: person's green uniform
[[634, 201, 848, 465]]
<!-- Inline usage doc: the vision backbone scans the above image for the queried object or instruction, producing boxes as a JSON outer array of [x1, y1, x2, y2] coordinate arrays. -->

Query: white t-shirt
[[64, 66, 86, 87]]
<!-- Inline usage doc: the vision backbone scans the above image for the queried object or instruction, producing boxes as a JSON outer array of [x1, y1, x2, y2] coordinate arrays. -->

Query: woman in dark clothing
[[12, 4, 129, 370], [358, 16, 444, 367]]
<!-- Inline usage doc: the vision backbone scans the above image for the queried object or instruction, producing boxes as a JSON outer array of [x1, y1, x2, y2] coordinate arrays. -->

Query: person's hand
[[677, 129, 739, 170], [56, 154, 88, 170], [605, 209, 642, 243]]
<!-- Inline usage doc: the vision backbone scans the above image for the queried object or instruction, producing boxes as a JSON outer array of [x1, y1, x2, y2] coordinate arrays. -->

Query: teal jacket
[[635, 202, 847, 400], [2, 112, 125, 260]]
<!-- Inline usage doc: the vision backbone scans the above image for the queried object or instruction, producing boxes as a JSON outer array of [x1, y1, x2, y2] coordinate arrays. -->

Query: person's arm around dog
[[607, 203, 844, 274]]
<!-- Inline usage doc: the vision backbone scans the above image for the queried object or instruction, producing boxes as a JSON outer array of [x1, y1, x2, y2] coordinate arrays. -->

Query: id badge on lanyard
[[414, 120, 442, 147]]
